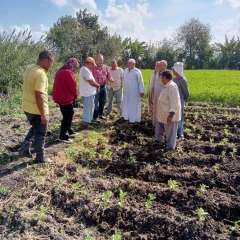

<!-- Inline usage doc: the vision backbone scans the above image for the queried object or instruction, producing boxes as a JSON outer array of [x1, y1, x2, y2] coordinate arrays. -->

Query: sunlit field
[[142, 69, 240, 106]]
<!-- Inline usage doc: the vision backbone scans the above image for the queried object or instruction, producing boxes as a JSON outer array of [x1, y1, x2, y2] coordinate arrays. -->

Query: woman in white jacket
[[156, 70, 181, 150]]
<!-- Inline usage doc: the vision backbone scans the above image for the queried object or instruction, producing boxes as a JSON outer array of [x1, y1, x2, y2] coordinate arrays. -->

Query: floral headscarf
[[62, 57, 79, 72]]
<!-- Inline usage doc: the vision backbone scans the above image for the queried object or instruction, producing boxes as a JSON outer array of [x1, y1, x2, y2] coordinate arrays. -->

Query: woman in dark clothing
[[53, 58, 79, 142]]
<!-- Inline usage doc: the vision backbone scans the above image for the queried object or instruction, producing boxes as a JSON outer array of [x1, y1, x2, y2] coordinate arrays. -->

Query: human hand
[[167, 115, 173, 124], [41, 115, 49, 125]]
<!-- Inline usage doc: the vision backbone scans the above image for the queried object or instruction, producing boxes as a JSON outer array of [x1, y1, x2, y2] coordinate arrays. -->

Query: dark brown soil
[[0, 104, 240, 239]]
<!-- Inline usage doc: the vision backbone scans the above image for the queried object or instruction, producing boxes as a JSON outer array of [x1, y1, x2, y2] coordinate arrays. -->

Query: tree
[[215, 36, 240, 69], [177, 18, 212, 69], [46, 9, 122, 64]]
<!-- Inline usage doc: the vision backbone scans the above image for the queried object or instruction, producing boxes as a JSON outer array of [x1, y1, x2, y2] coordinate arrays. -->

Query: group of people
[[19, 50, 189, 163]]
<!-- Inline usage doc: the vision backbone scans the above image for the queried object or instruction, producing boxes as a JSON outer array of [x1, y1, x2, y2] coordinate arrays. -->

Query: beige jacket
[[157, 81, 181, 124]]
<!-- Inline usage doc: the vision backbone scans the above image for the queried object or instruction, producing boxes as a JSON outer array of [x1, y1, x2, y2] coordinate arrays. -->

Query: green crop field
[[142, 69, 240, 107]]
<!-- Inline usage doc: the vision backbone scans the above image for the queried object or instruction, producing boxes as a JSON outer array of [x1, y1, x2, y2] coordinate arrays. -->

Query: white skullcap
[[128, 58, 136, 64], [173, 62, 184, 77]]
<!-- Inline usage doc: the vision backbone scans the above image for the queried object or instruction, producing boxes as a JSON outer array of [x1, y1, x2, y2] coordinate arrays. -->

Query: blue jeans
[[106, 88, 122, 114], [93, 86, 107, 119], [178, 108, 184, 138], [20, 112, 47, 162], [82, 95, 95, 123]]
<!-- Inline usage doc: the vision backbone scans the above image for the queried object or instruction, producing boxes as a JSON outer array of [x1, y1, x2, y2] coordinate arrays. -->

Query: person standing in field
[[52, 57, 79, 143], [148, 60, 167, 142], [92, 54, 112, 122], [148, 60, 167, 126], [106, 59, 124, 116], [156, 70, 181, 150], [79, 57, 100, 127], [172, 62, 190, 139], [122, 59, 145, 123], [19, 50, 54, 163]]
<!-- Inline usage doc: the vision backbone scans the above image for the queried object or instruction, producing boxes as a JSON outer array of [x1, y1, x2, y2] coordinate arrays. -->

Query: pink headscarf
[[62, 57, 79, 71]]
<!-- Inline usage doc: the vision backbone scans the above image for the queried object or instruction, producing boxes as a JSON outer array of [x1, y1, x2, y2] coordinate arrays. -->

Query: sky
[[0, 0, 240, 43]]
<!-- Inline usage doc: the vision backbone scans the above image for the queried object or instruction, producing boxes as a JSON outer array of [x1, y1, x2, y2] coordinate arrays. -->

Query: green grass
[[142, 69, 240, 107]]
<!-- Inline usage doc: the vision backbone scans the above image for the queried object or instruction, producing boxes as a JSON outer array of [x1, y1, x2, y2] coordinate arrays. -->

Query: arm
[[148, 73, 155, 107], [167, 86, 180, 123], [88, 79, 100, 88], [180, 78, 190, 101], [137, 70, 145, 97], [35, 91, 48, 125], [66, 71, 78, 99]]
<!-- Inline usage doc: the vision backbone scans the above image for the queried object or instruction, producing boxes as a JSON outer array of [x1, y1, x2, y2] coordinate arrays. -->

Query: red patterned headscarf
[[62, 57, 79, 71]]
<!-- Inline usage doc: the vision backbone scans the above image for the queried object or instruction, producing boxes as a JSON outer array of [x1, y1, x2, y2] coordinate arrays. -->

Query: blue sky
[[0, 0, 240, 42]]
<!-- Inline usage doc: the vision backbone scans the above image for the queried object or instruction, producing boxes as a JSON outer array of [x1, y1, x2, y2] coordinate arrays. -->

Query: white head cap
[[128, 58, 136, 64], [173, 62, 184, 77]]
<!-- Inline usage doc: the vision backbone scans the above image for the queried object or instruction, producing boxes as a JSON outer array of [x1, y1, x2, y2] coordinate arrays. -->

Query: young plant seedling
[[210, 138, 214, 144], [128, 155, 136, 164], [118, 189, 127, 208], [197, 184, 209, 197], [0, 186, 10, 196], [213, 164, 220, 172], [102, 191, 113, 208], [196, 207, 208, 221], [112, 230, 122, 240], [71, 182, 82, 191], [84, 235, 95, 240], [168, 179, 181, 191], [230, 147, 237, 158], [38, 205, 48, 221], [145, 193, 156, 209], [231, 220, 240, 231]]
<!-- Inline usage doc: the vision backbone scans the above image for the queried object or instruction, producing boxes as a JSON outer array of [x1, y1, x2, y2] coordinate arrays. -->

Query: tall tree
[[177, 18, 212, 69]]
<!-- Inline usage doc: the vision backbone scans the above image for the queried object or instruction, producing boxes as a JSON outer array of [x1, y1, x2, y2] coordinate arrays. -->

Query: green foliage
[[168, 179, 181, 191], [231, 220, 240, 231], [145, 193, 156, 209], [38, 205, 48, 221], [102, 191, 113, 208], [84, 235, 94, 240], [142, 69, 240, 106], [0, 29, 44, 94], [112, 231, 122, 240], [0, 186, 10, 196], [47, 9, 122, 63], [118, 189, 127, 208], [196, 184, 209, 197], [196, 207, 208, 221]]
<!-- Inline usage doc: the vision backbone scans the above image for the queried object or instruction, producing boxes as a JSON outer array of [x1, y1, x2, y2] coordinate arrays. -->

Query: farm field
[[142, 69, 240, 106], [0, 101, 240, 239]]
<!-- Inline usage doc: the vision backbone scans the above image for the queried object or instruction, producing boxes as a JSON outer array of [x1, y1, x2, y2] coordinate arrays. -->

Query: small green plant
[[0, 186, 10, 196], [220, 138, 228, 145], [84, 235, 95, 240], [38, 205, 48, 221], [112, 230, 122, 240], [56, 176, 66, 189], [197, 184, 209, 197], [230, 147, 237, 158], [231, 220, 240, 231], [210, 138, 214, 144], [71, 182, 82, 191], [168, 179, 181, 191], [145, 193, 156, 209], [118, 189, 127, 208], [196, 207, 208, 221], [213, 164, 220, 172], [128, 155, 136, 164], [102, 191, 113, 208]]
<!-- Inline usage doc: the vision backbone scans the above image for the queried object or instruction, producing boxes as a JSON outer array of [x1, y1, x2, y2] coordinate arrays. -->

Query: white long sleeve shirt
[[157, 80, 181, 124]]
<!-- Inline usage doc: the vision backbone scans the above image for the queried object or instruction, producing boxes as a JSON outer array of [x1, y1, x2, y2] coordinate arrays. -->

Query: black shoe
[[68, 129, 78, 137], [59, 135, 73, 143]]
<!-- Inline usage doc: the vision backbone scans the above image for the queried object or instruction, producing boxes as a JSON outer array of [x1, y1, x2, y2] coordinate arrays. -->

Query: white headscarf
[[173, 62, 184, 77]]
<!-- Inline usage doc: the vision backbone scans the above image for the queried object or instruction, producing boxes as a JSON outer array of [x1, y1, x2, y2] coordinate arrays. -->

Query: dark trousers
[[93, 86, 107, 120], [60, 104, 74, 138], [20, 112, 47, 161]]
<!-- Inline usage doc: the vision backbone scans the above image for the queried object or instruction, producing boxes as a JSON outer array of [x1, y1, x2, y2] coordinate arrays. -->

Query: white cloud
[[100, 0, 153, 41], [215, 0, 240, 8], [50, 0, 69, 7]]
